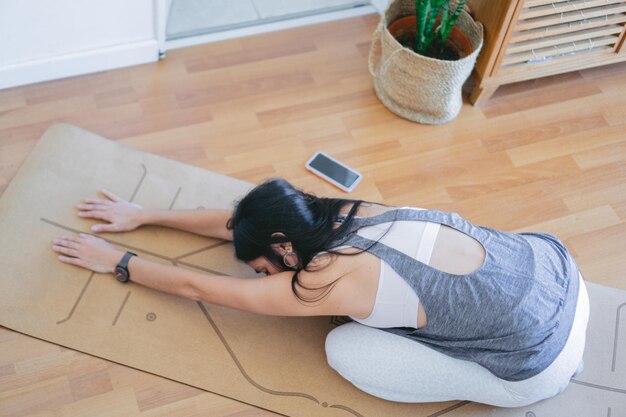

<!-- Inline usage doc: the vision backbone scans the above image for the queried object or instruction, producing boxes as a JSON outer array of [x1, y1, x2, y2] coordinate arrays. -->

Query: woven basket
[[369, 0, 483, 124]]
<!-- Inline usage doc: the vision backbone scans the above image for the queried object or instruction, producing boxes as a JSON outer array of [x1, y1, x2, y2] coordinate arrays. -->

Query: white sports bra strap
[[350, 211, 440, 329]]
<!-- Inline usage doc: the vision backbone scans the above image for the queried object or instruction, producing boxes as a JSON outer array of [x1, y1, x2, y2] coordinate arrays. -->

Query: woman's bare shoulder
[[297, 250, 381, 316]]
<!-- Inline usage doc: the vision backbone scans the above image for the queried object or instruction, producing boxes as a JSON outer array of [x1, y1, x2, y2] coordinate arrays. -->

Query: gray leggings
[[325, 274, 589, 408]]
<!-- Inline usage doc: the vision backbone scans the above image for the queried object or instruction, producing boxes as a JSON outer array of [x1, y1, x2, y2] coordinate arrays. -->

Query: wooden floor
[[1, 13, 626, 417]]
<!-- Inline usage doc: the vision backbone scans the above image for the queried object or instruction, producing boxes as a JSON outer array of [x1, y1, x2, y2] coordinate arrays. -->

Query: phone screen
[[308, 153, 360, 188]]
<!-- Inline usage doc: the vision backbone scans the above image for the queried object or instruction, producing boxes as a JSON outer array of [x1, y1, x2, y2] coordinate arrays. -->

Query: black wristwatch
[[115, 252, 137, 283]]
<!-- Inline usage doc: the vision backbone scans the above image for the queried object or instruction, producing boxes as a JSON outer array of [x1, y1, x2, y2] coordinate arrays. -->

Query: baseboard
[[0, 40, 159, 90]]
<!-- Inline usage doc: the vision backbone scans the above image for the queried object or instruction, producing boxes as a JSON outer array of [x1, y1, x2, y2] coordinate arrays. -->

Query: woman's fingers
[[77, 210, 109, 220], [79, 189, 125, 207], [52, 245, 79, 258], [100, 189, 122, 203], [55, 235, 79, 244], [53, 235, 84, 248], [75, 191, 140, 234], [52, 237, 80, 257], [82, 198, 111, 205], [76, 203, 109, 211], [52, 233, 117, 274], [57, 255, 87, 268], [90, 223, 118, 233]]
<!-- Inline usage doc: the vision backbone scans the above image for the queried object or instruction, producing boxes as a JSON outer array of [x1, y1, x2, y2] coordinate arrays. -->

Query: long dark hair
[[226, 178, 365, 301]]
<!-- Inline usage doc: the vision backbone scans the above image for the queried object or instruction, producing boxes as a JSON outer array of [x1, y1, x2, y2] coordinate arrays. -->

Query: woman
[[51, 178, 589, 407]]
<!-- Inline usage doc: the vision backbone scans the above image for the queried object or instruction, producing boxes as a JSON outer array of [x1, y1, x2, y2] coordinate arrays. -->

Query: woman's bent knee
[[324, 322, 362, 372], [325, 323, 350, 370]]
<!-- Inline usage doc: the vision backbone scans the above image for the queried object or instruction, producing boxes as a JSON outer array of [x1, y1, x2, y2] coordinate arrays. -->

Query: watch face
[[115, 266, 129, 282]]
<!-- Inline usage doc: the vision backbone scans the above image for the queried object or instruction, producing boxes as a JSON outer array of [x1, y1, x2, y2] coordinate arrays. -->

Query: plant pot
[[368, 0, 483, 124], [388, 15, 474, 60]]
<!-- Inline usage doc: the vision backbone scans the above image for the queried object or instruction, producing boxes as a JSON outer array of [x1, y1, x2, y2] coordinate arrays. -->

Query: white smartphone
[[305, 152, 362, 192]]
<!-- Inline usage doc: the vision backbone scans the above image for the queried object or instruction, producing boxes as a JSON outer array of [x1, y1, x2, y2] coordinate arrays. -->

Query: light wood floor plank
[[506, 124, 626, 167]]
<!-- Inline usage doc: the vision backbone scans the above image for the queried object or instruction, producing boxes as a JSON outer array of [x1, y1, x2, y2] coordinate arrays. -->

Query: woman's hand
[[52, 234, 124, 274], [76, 189, 144, 233]]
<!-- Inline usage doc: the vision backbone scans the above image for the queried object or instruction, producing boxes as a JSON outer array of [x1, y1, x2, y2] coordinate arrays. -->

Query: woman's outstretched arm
[[77, 189, 233, 240], [139, 208, 232, 240], [51, 233, 352, 317]]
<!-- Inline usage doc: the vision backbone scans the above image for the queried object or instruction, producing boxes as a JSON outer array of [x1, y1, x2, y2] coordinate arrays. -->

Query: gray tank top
[[333, 208, 580, 382]]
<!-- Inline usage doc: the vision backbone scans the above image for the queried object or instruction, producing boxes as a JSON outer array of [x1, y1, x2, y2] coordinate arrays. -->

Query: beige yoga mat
[[0, 124, 624, 417]]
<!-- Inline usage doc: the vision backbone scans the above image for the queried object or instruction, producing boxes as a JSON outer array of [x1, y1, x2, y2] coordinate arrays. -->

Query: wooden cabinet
[[467, 0, 626, 105]]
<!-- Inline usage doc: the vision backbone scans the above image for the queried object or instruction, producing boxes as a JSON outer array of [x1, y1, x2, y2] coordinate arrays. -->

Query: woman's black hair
[[226, 178, 371, 302]]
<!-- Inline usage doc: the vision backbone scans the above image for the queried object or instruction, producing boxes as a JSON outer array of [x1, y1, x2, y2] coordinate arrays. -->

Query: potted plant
[[369, 0, 483, 124]]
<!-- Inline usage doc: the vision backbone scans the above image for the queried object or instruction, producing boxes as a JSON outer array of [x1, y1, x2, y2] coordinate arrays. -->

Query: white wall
[[0, 0, 159, 89], [371, 0, 389, 13]]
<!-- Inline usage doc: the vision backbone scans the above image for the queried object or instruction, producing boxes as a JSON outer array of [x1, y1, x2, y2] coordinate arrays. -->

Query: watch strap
[[115, 252, 137, 283], [118, 251, 137, 269]]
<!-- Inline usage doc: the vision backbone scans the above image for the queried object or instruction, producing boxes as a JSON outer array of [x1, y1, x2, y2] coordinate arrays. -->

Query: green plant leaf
[[416, 0, 428, 53], [423, 0, 442, 53], [415, 0, 466, 56], [437, 1, 449, 41], [441, 0, 466, 42]]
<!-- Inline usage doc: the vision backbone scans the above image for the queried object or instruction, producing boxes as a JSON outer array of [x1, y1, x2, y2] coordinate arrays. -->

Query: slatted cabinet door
[[498, 0, 626, 74], [469, 0, 626, 104]]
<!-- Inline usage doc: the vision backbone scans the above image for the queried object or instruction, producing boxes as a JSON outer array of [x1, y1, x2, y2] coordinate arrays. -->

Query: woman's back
[[339, 203, 487, 274], [298, 203, 488, 329], [323, 204, 580, 381]]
